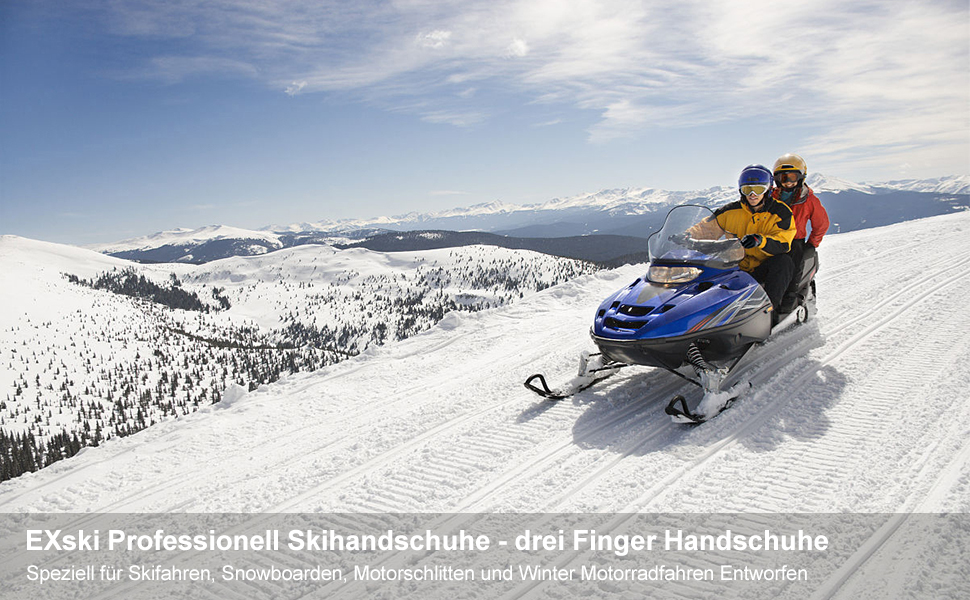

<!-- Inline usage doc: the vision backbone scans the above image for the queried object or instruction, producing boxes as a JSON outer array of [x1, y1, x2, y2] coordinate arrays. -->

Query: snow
[[876, 175, 970, 195], [219, 383, 249, 407], [2, 214, 970, 599], [435, 200, 517, 217], [0, 235, 177, 321], [87, 224, 284, 253], [3, 212, 969, 514], [90, 176, 967, 254], [805, 173, 875, 194], [805, 173, 970, 195], [0, 237, 589, 441]]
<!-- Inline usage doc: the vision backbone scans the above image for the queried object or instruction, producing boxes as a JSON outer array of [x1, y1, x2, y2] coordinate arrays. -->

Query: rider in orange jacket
[[771, 154, 829, 312]]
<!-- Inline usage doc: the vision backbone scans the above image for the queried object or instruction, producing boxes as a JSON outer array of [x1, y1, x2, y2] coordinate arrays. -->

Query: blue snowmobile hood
[[592, 267, 763, 342]]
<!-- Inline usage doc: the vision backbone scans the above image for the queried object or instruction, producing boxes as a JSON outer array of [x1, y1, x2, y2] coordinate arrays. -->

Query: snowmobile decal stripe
[[714, 287, 756, 327], [688, 287, 755, 333]]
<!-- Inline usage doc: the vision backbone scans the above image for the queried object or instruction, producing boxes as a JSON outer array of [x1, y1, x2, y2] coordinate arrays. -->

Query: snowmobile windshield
[[647, 205, 745, 269]]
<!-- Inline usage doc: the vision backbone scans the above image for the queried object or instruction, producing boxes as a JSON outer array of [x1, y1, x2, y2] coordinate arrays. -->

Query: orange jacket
[[772, 184, 829, 247]]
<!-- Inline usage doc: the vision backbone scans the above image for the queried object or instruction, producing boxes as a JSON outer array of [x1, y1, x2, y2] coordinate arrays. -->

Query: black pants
[[750, 253, 794, 310], [786, 239, 808, 295], [785, 238, 819, 301]]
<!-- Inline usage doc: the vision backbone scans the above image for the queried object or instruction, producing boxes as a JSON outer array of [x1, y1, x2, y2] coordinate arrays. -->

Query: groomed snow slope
[[2, 212, 969, 515]]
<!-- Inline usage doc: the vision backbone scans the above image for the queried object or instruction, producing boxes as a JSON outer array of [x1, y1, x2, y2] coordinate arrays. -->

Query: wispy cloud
[[417, 30, 452, 49], [285, 80, 307, 96], [94, 0, 969, 173], [143, 56, 259, 84], [420, 110, 487, 127], [506, 38, 529, 58]]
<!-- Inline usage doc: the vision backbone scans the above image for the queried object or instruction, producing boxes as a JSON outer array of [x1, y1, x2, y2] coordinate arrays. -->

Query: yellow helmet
[[773, 153, 807, 186]]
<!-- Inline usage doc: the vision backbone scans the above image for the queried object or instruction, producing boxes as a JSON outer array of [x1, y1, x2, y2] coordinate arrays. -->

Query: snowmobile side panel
[[591, 304, 771, 371]]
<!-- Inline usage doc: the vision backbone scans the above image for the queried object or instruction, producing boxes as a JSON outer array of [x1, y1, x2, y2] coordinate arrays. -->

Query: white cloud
[[506, 38, 529, 58], [417, 30, 452, 49], [285, 80, 307, 96], [97, 0, 969, 174], [419, 110, 487, 127]]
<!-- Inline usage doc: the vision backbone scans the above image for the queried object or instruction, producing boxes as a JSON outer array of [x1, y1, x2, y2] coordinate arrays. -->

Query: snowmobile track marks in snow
[[502, 255, 970, 600], [454, 247, 970, 514], [619, 257, 970, 513]]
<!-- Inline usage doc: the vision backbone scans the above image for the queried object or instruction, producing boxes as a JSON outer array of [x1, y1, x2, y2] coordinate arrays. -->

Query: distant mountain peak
[[873, 174, 970, 195], [806, 173, 874, 194], [88, 224, 283, 254]]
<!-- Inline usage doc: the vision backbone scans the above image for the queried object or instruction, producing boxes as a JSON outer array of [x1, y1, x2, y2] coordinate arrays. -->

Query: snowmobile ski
[[524, 352, 626, 401], [664, 381, 752, 424]]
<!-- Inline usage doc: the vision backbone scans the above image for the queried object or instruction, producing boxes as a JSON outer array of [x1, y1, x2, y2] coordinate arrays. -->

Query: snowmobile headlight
[[647, 265, 702, 284]]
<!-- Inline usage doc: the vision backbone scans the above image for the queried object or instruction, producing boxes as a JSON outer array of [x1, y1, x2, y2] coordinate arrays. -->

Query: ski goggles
[[740, 184, 769, 196], [774, 171, 801, 184]]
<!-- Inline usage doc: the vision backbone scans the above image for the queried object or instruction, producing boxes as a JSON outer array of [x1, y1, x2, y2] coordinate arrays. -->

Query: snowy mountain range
[[265, 173, 969, 233], [89, 174, 970, 264]]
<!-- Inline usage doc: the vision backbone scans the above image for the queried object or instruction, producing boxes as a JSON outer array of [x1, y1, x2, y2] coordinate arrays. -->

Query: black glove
[[668, 233, 690, 246], [740, 234, 763, 249]]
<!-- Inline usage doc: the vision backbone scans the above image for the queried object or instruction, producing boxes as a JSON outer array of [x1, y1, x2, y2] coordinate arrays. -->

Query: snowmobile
[[524, 204, 818, 423]]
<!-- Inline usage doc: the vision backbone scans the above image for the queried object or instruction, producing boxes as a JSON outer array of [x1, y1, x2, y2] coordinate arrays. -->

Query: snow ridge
[[88, 224, 284, 253]]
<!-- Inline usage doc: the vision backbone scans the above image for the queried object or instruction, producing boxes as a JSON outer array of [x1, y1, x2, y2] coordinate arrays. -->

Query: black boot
[[779, 293, 798, 314]]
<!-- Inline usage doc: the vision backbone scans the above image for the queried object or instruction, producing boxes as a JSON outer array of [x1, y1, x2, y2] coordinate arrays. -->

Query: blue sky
[[2, 0, 968, 244]]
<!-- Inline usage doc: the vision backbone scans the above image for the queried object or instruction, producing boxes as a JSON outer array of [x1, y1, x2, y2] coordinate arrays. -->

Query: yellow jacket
[[696, 198, 796, 272]]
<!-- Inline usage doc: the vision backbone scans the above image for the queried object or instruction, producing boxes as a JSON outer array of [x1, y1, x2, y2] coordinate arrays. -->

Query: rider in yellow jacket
[[692, 165, 796, 313], [711, 195, 796, 273]]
